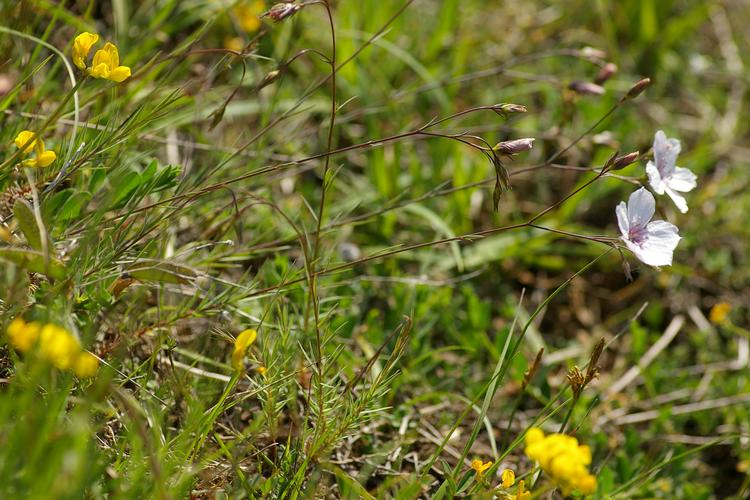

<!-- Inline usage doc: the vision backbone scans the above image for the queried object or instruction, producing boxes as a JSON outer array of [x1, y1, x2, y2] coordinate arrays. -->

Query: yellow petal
[[14, 130, 38, 153], [501, 469, 516, 488], [89, 63, 110, 79], [91, 43, 119, 75], [109, 66, 131, 83], [102, 42, 120, 68], [36, 150, 57, 167], [525, 427, 544, 445], [72, 32, 99, 69], [236, 328, 257, 349], [231, 329, 257, 370]]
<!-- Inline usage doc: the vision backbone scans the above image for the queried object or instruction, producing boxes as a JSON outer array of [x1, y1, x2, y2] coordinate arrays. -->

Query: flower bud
[[580, 47, 607, 60], [522, 347, 544, 390], [610, 151, 639, 170], [493, 137, 535, 155], [594, 62, 618, 84], [257, 69, 281, 90], [493, 103, 527, 114], [569, 81, 605, 96], [621, 77, 651, 102], [264, 2, 303, 22]]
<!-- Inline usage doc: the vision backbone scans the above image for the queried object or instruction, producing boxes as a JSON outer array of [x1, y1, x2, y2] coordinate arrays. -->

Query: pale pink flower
[[617, 188, 680, 267], [646, 130, 697, 213]]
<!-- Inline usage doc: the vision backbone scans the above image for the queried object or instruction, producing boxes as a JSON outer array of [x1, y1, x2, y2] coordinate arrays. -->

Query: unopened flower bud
[[569, 81, 605, 96], [493, 137, 535, 155], [580, 47, 607, 61], [621, 77, 651, 102], [594, 62, 618, 84], [610, 151, 639, 170], [522, 347, 544, 390], [493, 103, 527, 114], [264, 2, 303, 22], [257, 69, 281, 90]]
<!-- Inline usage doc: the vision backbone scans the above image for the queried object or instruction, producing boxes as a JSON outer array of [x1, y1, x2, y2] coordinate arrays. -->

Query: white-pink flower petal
[[647, 130, 697, 213], [618, 188, 681, 267]]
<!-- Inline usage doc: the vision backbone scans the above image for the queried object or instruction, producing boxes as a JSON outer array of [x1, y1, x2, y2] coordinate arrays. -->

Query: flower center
[[628, 226, 647, 246]]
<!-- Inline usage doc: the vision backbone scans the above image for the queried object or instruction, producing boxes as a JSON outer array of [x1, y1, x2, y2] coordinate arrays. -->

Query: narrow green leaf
[[13, 199, 42, 250]]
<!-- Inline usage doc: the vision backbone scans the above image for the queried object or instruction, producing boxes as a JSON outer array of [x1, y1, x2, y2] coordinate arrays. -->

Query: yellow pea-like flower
[[524, 427, 597, 496], [6, 317, 42, 352], [231, 329, 257, 370], [14, 130, 40, 154], [89, 42, 131, 83], [515, 480, 531, 500], [14, 130, 56, 168], [233, 1, 265, 32], [470, 459, 492, 476], [39, 324, 81, 370], [72, 32, 99, 70], [73, 351, 100, 378], [709, 302, 731, 324], [501, 469, 515, 488]]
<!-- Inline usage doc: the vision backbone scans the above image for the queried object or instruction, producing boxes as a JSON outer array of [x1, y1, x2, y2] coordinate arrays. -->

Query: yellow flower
[[39, 324, 81, 370], [576, 473, 597, 494], [233, 1, 265, 32], [515, 480, 531, 500], [73, 351, 99, 378], [525, 427, 545, 445], [501, 469, 516, 488], [709, 302, 731, 325], [72, 32, 99, 70], [524, 427, 596, 496], [223, 36, 244, 52], [257, 365, 267, 376], [14, 130, 56, 167], [232, 328, 257, 370], [471, 458, 492, 476], [6, 317, 41, 352], [89, 42, 131, 83]]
